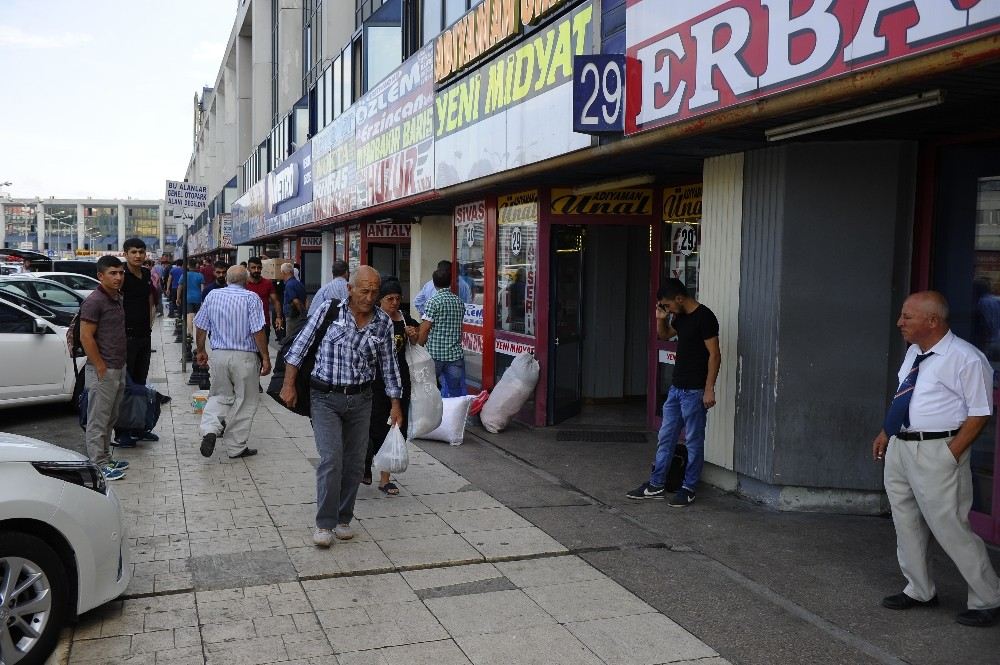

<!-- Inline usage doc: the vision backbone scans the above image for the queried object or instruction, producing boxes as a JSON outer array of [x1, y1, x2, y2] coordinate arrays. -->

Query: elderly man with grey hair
[[309, 259, 350, 316], [281, 261, 308, 337], [195, 265, 272, 459]]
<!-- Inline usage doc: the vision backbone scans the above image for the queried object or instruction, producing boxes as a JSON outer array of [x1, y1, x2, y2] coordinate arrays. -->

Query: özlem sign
[[435, 0, 570, 83]]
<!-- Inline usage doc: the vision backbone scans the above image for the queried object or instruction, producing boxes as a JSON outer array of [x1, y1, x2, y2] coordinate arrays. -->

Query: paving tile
[[287, 541, 394, 577], [68, 635, 132, 663], [423, 589, 555, 637], [378, 534, 484, 569], [564, 613, 720, 665], [196, 596, 272, 622], [353, 496, 431, 519], [283, 630, 335, 659], [336, 638, 472, 665], [317, 600, 448, 653], [438, 507, 533, 534], [143, 608, 199, 631], [130, 629, 177, 654], [200, 619, 255, 643], [360, 512, 455, 540], [303, 573, 418, 610], [464, 526, 568, 560], [495, 555, 606, 588], [204, 635, 289, 665], [188, 549, 297, 590], [454, 624, 604, 665], [522, 578, 655, 623], [396, 475, 472, 495], [415, 491, 504, 513], [401, 563, 502, 591]]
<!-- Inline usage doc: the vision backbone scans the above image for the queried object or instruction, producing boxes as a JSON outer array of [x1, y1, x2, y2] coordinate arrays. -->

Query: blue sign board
[[572, 54, 627, 134]]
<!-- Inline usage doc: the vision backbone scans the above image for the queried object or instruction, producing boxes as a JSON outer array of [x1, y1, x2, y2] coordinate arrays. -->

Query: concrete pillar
[[0, 203, 6, 249], [236, 35, 254, 185], [117, 203, 127, 251], [36, 203, 45, 250], [408, 216, 453, 319], [251, 0, 274, 145], [278, 0, 303, 116], [321, 230, 334, 283], [76, 203, 86, 253]]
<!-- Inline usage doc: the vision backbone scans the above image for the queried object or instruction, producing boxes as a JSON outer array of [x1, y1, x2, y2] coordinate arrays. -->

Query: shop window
[[348, 224, 362, 274], [496, 192, 538, 337], [660, 184, 703, 300], [335, 227, 346, 261], [456, 202, 486, 388]]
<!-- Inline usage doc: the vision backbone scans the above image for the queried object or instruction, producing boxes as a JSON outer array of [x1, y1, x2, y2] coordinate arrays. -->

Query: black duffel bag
[[267, 299, 339, 418]]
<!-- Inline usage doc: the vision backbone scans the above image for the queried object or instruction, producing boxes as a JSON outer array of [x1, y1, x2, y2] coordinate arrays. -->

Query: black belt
[[310, 378, 371, 395], [896, 430, 959, 441]]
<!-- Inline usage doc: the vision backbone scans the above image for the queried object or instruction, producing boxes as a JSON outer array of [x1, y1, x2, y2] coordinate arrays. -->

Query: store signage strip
[[625, 0, 1000, 135]]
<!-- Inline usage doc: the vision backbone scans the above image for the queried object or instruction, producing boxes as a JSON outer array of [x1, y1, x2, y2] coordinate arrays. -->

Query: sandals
[[379, 482, 399, 496]]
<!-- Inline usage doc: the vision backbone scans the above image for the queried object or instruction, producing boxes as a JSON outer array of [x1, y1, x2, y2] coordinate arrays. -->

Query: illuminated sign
[[550, 188, 653, 215]]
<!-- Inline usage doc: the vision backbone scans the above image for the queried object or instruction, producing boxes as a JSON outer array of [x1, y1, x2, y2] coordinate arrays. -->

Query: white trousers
[[199, 349, 261, 456], [884, 435, 1000, 610]]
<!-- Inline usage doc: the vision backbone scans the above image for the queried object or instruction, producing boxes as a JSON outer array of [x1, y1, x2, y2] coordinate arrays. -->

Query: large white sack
[[406, 342, 443, 439], [480, 352, 539, 433], [419, 395, 473, 445]]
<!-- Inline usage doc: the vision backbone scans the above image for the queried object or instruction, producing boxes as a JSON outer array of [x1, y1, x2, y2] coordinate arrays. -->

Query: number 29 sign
[[572, 54, 631, 134]]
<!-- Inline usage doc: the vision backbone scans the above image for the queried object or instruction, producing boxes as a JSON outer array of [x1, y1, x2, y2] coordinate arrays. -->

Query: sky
[[0, 0, 236, 200]]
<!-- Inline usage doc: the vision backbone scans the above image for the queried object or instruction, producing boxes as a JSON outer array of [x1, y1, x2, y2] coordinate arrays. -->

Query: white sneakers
[[313, 524, 354, 547], [313, 528, 334, 548]]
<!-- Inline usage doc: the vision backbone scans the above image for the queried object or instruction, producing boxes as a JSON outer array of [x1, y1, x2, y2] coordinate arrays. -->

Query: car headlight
[[31, 460, 108, 494]]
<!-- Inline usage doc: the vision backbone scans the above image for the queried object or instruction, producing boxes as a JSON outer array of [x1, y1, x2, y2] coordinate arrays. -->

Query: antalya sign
[[626, 0, 1000, 135]]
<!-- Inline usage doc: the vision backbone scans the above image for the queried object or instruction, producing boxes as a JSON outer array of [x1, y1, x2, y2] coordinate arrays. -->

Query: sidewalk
[[62, 318, 729, 665]]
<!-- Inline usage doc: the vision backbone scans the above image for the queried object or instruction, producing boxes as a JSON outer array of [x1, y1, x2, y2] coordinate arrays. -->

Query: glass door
[[932, 143, 1000, 544], [548, 226, 585, 424]]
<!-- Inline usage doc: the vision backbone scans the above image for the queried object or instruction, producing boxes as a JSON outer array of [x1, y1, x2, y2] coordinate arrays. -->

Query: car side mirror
[[32, 318, 51, 334]]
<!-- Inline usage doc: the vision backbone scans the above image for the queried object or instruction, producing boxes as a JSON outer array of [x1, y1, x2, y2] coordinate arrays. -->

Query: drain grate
[[556, 430, 648, 443]]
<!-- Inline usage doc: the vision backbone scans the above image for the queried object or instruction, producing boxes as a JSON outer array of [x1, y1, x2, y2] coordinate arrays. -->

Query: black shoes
[[229, 447, 257, 459], [625, 482, 665, 500], [200, 433, 217, 457], [956, 607, 1000, 627], [881, 593, 938, 610]]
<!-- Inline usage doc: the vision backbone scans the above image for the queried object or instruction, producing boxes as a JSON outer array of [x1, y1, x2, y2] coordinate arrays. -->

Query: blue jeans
[[649, 386, 707, 492], [310, 387, 373, 529], [435, 358, 466, 397]]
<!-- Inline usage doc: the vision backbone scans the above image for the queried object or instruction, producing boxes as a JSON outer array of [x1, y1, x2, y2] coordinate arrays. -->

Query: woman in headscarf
[[363, 277, 418, 494]]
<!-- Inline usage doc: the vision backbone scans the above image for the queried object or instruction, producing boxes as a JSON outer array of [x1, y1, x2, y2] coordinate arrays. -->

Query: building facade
[[0, 198, 167, 258], [184, 0, 1000, 543]]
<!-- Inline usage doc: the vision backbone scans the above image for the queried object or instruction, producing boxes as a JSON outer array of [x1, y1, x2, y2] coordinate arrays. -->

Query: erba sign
[[625, 0, 1000, 135]]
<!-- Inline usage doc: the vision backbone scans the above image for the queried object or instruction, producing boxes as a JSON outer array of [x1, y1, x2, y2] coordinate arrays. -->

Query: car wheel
[[0, 532, 68, 665]]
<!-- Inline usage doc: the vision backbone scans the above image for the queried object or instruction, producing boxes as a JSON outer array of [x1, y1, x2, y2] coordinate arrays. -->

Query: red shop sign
[[625, 0, 1000, 135]]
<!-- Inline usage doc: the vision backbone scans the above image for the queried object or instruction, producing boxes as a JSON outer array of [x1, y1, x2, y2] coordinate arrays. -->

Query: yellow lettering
[[546, 17, 573, 86], [504, 52, 515, 106], [445, 86, 462, 132], [485, 58, 505, 114], [512, 43, 534, 102], [435, 94, 449, 137], [459, 74, 480, 126], [532, 28, 555, 91], [572, 4, 592, 55]]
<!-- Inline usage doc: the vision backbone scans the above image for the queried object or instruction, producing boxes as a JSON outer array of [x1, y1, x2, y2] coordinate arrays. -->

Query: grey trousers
[[885, 435, 1000, 610], [199, 349, 261, 457], [310, 387, 373, 529], [85, 365, 125, 467]]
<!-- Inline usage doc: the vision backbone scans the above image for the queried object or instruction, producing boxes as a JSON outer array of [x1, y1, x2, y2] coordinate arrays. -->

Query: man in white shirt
[[309, 260, 350, 317], [873, 291, 1000, 628]]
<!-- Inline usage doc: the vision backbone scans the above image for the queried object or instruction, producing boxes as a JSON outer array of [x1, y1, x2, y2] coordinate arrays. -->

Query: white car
[[0, 432, 131, 665], [0, 298, 80, 410], [0, 276, 83, 315], [30, 272, 100, 298]]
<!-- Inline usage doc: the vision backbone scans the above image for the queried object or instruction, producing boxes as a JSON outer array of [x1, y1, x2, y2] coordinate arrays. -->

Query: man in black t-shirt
[[116, 238, 158, 447], [627, 278, 720, 507]]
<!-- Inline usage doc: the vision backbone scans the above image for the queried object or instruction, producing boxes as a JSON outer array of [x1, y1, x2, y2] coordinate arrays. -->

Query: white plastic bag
[[406, 342, 443, 439], [373, 424, 409, 473], [480, 352, 540, 433], [419, 395, 473, 445]]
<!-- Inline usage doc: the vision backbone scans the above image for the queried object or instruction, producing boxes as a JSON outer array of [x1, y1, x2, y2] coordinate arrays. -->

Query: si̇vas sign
[[625, 0, 1000, 135]]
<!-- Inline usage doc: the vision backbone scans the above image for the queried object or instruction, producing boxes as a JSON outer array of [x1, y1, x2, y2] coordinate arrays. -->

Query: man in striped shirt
[[194, 265, 272, 459], [280, 265, 403, 548]]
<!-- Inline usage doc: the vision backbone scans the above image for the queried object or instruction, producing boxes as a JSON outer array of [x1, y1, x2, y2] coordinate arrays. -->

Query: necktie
[[883, 352, 934, 436]]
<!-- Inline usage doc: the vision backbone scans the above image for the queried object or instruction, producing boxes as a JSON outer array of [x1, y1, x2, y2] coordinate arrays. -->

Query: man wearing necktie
[[872, 291, 1000, 628]]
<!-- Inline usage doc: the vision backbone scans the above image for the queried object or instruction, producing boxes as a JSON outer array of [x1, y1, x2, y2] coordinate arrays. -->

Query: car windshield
[[0, 279, 82, 307]]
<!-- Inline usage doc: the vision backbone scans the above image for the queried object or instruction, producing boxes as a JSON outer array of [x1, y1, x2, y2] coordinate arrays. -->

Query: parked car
[[0, 298, 81, 409], [0, 275, 83, 314], [30, 272, 99, 298], [0, 432, 131, 665], [0, 293, 75, 327], [36, 260, 99, 280]]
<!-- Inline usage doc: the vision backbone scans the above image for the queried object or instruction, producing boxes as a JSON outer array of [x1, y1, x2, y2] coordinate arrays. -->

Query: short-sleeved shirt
[[245, 277, 276, 324], [900, 331, 993, 432], [180, 271, 205, 304], [194, 285, 266, 352], [423, 288, 464, 362], [121, 266, 152, 337], [283, 277, 306, 318], [308, 277, 349, 316], [671, 304, 720, 390], [169, 266, 183, 290], [79, 286, 127, 369]]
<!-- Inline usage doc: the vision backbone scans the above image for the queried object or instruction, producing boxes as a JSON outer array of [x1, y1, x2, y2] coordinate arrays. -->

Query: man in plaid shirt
[[280, 265, 403, 548], [418, 268, 466, 397]]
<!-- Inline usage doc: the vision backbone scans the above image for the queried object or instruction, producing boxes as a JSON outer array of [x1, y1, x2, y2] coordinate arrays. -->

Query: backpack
[[66, 313, 85, 372]]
